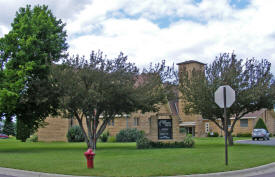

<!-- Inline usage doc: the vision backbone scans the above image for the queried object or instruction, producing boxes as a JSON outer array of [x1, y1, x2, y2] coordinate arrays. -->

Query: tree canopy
[[53, 51, 175, 148], [0, 5, 67, 141], [179, 53, 274, 145]]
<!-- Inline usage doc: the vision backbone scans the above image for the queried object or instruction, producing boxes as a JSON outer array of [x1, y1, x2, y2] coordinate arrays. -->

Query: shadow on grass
[[0, 142, 137, 154], [0, 146, 86, 154]]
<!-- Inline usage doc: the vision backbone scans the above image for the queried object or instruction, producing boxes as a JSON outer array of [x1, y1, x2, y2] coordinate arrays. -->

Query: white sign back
[[214, 85, 235, 108]]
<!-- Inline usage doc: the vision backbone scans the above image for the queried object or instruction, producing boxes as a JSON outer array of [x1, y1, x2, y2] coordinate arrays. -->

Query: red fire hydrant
[[84, 148, 96, 168]]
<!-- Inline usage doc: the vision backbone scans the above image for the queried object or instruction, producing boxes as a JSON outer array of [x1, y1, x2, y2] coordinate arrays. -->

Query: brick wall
[[37, 116, 69, 142], [38, 102, 186, 142]]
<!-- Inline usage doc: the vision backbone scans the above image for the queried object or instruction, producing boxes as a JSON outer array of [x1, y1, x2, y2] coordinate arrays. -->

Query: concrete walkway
[[1, 163, 275, 177]]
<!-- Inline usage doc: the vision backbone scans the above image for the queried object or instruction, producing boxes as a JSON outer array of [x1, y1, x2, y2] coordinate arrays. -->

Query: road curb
[[180, 162, 275, 177], [0, 167, 85, 177], [1, 163, 275, 177]]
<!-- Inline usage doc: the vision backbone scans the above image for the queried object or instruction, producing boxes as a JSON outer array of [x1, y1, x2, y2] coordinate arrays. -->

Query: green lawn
[[0, 137, 275, 176]]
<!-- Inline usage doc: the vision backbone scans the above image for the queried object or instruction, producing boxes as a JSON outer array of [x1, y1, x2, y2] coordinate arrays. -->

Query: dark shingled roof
[[177, 60, 206, 65], [242, 109, 266, 118]]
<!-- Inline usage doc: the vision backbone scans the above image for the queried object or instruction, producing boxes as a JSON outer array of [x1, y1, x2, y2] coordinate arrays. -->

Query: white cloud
[[68, 0, 275, 74], [0, 0, 274, 74], [65, 0, 235, 36], [66, 0, 128, 36], [0, 0, 90, 28], [0, 25, 9, 37]]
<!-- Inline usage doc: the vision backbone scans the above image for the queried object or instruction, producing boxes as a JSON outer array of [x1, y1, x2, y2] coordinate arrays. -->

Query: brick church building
[[38, 60, 275, 142]]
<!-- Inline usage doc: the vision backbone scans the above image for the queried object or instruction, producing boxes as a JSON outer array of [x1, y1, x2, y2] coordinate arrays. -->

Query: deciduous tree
[[53, 51, 174, 149], [180, 53, 274, 145], [0, 5, 67, 141]]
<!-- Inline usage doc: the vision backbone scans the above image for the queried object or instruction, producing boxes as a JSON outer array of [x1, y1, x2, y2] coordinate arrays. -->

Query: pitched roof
[[242, 109, 266, 119], [176, 60, 206, 65]]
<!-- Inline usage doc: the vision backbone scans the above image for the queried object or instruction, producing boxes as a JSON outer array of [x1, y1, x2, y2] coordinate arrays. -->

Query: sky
[[0, 0, 274, 74]]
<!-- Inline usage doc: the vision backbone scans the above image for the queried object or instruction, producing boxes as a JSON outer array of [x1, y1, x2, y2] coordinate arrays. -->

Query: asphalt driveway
[[235, 137, 275, 146]]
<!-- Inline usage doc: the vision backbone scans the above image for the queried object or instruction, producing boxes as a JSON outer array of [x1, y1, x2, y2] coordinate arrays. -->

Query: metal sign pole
[[215, 85, 235, 166], [223, 87, 228, 165], [93, 109, 96, 152]]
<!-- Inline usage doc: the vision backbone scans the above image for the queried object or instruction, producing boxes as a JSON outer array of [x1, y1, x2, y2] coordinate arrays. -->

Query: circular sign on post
[[214, 85, 235, 108]]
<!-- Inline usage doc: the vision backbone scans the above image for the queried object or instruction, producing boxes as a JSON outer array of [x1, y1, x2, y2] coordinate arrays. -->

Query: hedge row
[[236, 133, 252, 137], [136, 134, 195, 149]]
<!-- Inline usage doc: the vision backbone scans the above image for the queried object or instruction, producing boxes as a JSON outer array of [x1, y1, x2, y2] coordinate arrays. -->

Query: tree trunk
[[75, 116, 91, 149], [228, 132, 234, 146], [92, 139, 97, 150]]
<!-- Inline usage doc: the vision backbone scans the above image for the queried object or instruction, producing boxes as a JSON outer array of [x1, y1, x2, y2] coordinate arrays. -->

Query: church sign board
[[158, 119, 172, 140]]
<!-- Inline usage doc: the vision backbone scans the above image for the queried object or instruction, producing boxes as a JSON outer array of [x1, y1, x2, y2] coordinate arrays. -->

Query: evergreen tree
[[3, 117, 15, 136], [254, 118, 268, 132]]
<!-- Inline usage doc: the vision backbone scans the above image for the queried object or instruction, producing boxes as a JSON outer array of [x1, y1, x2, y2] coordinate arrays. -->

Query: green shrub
[[136, 134, 195, 149], [116, 128, 144, 142], [29, 134, 38, 142], [150, 141, 185, 148], [183, 134, 195, 148], [67, 125, 85, 142], [99, 131, 109, 142], [136, 133, 151, 149], [149, 141, 188, 148], [236, 133, 251, 137], [107, 136, 116, 142], [254, 118, 268, 132], [136, 136, 151, 149], [208, 132, 219, 137]]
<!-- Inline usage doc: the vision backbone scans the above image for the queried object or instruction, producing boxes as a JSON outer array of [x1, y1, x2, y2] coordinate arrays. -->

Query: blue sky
[[0, 0, 274, 74]]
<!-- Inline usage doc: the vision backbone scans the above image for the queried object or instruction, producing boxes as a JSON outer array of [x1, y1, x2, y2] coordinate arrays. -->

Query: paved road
[[236, 138, 275, 177], [0, 175, 15, 177], [250, 172, 275, 177], [235, 137, 275, 146]]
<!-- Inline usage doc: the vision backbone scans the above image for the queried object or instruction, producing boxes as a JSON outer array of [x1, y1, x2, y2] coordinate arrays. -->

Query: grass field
[[0, 137, 275, 176]]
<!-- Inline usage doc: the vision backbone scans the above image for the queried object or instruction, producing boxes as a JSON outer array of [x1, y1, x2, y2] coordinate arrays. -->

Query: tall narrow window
[[108, 119, 115, 126], [126, 116, 129, 128], [112, 119, 115, 126], [134, 117, 139, 126]]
